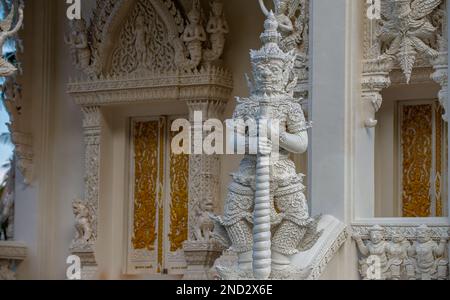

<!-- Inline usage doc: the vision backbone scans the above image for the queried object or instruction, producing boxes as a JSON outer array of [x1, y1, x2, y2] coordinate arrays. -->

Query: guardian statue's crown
[[249, 11, 296, 67]]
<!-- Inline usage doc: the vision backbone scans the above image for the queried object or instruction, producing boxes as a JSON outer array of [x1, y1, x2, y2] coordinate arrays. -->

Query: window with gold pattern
[[126, 117, 189, 275], [399, 101, 448, 218]]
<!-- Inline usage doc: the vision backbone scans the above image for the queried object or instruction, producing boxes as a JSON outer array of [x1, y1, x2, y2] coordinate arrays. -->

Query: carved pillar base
[[70, 248, 98, 280], [182, 241, 223, 280], [0, 241, 27, 280]]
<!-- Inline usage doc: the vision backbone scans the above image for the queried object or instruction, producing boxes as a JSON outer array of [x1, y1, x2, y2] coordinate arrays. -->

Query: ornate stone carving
[[181, 99, 225, 280], [211, 13, 322, 280], [67, 0, 233, 278], [2, 77, 33, 184], [1, 1, 32, 184], [65, 19, 91, 71], [181, 0, 206, 71], [0, 172, 14, 241], [386, 231, 415, 280], [203, 0, 229, 64], [353, 225, 390, 280], [378, 0, 442, 82], [352, 224, 449, 280], [0, 1, 23, 77], [0, 241, 27, 280], [70, 199, 94, 250], [80, 106, 101, 250], [362, 0, 447, 127], [258, 0, 310, 99], [67, 0, 229, 77], [68, 106, 102, 278], [361, 58, 393, 128], [67, 66, 233, 106], [0, 260, 15, 280], [408, 225, 448, 280]]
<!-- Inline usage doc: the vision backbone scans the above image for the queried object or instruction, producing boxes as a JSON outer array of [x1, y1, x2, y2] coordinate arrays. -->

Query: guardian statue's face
[[253, 59, 286, 93], [370, 231, 383, 244], [417, 230, 431, 243], [392, 233, 404, 243]]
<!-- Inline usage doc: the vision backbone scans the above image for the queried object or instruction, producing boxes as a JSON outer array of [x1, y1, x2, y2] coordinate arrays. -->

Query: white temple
[[0, 0, 449, 280]]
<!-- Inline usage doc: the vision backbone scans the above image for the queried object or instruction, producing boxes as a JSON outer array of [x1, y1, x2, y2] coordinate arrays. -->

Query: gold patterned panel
[[157, 117, 166, 273], [132, 121, 159, 250], [401, 104, 433, 217], [168, 122, 189, 252]]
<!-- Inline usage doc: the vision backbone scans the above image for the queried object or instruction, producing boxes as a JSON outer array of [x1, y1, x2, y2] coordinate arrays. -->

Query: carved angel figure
[[134, 14, 148, 69], [353, 225, 389, 280], [258, 0, 307, 53], [378, 0, 442, 83], [407, 225, 448, 280], [181, 0, 206, 70], [65, 19, 91, 71], [0, 2, 23, 77], [211, 13, 319, 280], [71, 200, 93, 248], [203, 0, 229, 63]]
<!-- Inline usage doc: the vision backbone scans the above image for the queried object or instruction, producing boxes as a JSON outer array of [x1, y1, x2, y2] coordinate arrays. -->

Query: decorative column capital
[[187, 99, 227, 121], [361, 58, 393, 128]]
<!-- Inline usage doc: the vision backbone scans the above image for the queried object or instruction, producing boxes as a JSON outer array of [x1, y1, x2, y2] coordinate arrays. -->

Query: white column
[[309, 0, 364, 221]]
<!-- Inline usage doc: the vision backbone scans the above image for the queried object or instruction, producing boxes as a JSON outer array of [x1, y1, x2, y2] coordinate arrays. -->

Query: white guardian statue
[[211, 12, 324, 280]]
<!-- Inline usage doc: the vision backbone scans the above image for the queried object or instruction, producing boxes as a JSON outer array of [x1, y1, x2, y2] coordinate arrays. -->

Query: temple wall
[[9, 0, 450, 280]]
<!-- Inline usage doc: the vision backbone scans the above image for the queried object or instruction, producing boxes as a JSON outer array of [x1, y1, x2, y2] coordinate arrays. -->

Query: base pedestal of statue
[[182, 240, 223, 280], [290, 215, 348, 279], [70, 244, 98, 280], [215, 215, 348, 280]]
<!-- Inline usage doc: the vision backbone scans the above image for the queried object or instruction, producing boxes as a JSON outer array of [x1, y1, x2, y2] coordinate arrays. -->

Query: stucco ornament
[[65, 19, 91, 71], [181, 0, 206, 70], [193, 198, 215, 242], [258, 0, 306, 52], [71, 199, 94, 250], [211, 12, 319, 280], [0, 1, 23, 77], [258, 0, 309, 93], [203, 0, 229, 64], [386, 231, 414, 280], [408, 225, 448, 280], [353, 225, 389, 280], [0, 260, 15, 280], [0, 190, 14, 241], [379, 0, 442, 83]]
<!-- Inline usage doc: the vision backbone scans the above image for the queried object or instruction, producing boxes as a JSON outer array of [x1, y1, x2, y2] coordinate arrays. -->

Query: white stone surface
[[291, 215, 348, 280]]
